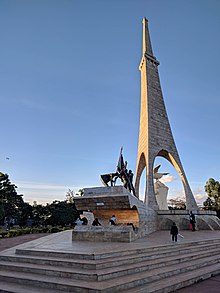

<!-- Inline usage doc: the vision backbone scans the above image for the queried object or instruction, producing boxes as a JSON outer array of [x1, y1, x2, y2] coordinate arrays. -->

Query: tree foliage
[[22, 200, 79, 227], [0, 172, 24, 224], [204, 178, 220, 211], [0, 200, 4, 222], [0, 173, 79, 227], [43, 200, 79, 227], [78, 189, 84, 196], [168, 198, 186, 210], [18, 202, 33, 227], [66, 189, 75, 203]]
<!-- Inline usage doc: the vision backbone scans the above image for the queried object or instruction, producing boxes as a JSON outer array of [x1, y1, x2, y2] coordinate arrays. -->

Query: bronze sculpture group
[[100, 147, 136, 196]]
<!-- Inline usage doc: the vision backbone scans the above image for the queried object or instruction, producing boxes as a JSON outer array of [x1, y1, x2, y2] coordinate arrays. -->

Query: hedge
[[0, 226, 71, 239]]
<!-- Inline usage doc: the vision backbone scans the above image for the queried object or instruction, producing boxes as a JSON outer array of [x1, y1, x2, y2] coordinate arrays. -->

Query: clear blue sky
[[0, 0, 220, 205]]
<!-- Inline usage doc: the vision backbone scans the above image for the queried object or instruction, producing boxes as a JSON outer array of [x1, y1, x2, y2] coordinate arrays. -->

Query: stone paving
[[0, 233, 48, 252], [175, 274, 220, 293], [0, 230, 220, 292]]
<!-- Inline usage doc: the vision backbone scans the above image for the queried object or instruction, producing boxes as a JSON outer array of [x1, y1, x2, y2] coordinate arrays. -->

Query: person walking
[[170, 222, 178, 242]]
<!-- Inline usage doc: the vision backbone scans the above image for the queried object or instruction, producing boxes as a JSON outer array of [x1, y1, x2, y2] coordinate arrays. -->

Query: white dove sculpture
[[153, 165, 169, 180]]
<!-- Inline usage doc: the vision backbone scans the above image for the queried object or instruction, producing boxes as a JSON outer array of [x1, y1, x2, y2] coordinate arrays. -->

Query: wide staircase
[[0, 238, 220, 292]]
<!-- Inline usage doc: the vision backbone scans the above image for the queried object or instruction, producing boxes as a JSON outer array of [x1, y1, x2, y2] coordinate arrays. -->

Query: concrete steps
[[124, 263, 220, 293], [0, 247, 220, 282], [0, 281, 56, 293], [0, 238, 220, 292], [14, 238, 220, 260], [10, 239, 220, 271], [1, 240, 220, 270]]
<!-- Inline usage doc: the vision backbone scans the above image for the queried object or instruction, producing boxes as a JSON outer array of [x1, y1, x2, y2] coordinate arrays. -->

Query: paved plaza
[[0, 229, 220, 292]]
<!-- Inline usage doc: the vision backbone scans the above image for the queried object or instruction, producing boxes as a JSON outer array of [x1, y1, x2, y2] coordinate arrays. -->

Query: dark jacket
[[170, 224, 178, 235], [190, 213, 196, 223]]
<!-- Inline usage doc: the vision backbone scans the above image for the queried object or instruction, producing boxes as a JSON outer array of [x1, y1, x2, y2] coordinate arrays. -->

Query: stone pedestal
[[73, 186, 157, 242], [72, 225, 136, 242]]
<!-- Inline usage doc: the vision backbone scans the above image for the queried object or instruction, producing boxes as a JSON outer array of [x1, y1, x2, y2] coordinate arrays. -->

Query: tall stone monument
[[73, 18, 220, 241], [135, 18, 198, 211]]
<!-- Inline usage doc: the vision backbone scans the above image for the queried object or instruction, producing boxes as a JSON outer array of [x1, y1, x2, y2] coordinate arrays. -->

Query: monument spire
[[142, 17, 153, 57], [135, 18, 198, 211]]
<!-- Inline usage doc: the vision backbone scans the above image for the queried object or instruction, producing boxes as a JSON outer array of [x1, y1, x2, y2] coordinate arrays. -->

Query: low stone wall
[[72, 225, 137, 242], [157, 210, 220, 231]]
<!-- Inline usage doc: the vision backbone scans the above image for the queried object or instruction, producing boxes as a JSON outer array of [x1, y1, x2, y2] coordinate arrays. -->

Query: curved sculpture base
[[74, 186, 157, 242]]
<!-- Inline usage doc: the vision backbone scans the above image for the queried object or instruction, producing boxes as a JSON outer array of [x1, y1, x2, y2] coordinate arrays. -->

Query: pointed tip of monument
[[143, 17, 148, 23]]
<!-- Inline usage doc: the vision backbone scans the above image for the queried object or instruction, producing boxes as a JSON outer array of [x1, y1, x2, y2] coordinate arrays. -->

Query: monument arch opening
[[153, 155, 186, 210], [139, 166, 146, 202], [135, 152, 147, 199]]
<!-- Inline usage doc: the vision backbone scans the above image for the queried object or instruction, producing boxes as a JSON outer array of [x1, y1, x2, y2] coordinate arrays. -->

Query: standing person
[[109, 215, 116, 225], [170, 222, 178, 242], [189, 211, 196, 231]]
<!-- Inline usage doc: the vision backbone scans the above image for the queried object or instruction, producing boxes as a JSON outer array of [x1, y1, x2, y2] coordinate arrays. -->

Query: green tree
[[32, 203, 49, 226], [0, 172, 24, 224], [44, 200, 79, 227], [168, 198, 186, 210], [0, 200, 4, 222], [66, 189, 75, 203], [18, 202, 33, 227], [204, 178, 220, 212], [78, 189, 84, 196]]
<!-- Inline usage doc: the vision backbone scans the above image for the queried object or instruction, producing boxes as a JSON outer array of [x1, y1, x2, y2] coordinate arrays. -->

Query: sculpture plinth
[[73, 186, 157, 242]]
